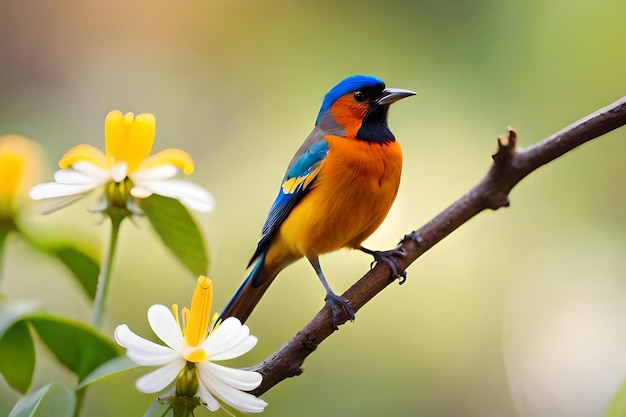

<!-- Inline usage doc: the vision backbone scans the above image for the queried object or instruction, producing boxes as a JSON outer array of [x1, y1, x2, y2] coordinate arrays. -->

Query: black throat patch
[[356, 104, 395, 144]]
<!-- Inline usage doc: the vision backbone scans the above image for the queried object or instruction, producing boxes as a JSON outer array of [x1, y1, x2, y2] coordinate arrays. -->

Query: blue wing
[[248, 138, 329, 266]]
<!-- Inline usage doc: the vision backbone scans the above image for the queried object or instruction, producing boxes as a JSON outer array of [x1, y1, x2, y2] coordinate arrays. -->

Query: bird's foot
[[403, 230, 423, 245], [361, 246, 409, 284], [324, 292, 355, 330]]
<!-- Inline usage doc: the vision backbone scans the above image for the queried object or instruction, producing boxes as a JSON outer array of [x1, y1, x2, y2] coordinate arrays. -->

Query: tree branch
[[249, 96, 626, 396]]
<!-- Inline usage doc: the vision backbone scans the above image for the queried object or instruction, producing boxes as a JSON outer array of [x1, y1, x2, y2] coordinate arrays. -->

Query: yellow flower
[[0, 135, 43, 221], [29, 110, 214, 214], [115, 276, 267, 414]]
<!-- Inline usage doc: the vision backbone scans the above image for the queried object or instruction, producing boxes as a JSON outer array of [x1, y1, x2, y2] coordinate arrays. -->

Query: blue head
[[313, 74, 416, 143], [315, 75, 385, 125]]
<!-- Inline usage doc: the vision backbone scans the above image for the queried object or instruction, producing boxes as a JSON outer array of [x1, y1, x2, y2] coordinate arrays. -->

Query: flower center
[[103, 176, 136, 216]]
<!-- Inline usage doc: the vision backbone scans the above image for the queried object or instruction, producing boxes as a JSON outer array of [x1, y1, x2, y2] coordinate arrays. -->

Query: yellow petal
[[139, 148, 195, 175], [126, 113, 156, 172], [184, 276, 213, 348], [104, 110, 128, 165], [104, 110, 156, 173], [58, 144, 108, 169]]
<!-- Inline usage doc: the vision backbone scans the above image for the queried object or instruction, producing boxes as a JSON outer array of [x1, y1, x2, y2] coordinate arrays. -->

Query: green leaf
[[17, 228, 101, 301], [76, 355, 138, 389], [0, 321, 35, 394], [0, 298, 38, 338], [0, 299, 39, 394], [9, 383, 75, 417], [53, 247, 99, 300], [140, 195, 209, 276], [27, 313, 120, 382], [605, 378, 626, 417]]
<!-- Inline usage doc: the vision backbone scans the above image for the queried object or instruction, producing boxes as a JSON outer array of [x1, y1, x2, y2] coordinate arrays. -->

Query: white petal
[[198, 364, 268, 413], [129, 186, 153, 199], [114, 324, 180, 366], [198, 382, 221, 411], [132, 165, 178, 181], [132, 179, 215, 212], [29, 182, 98, 199], [65, 162, 112, 183], [135, 358, 185, 394], [211, 335, 257, 362], [147, 305, 184, 353], [203, 317, 257, 361], [37, 195, 87, 214], [201, 362, 262, 391], [54, 169, 101, 185], [110, 162, 128, 183], [177, 186, 216, 213]]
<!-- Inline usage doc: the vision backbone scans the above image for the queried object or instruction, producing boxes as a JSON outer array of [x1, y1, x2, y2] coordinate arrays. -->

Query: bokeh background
[[1, 1, 625, 416]]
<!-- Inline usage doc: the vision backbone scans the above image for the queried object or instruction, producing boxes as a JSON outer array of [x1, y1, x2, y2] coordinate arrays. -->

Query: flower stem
[[73, 387, 87, 417], [171, 404, 185, 417], [0, 226, 9, 288], [92, 213, 124, 329]]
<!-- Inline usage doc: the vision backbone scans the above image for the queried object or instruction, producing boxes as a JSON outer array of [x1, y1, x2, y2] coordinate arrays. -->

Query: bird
[[220, 74, 416, 327]]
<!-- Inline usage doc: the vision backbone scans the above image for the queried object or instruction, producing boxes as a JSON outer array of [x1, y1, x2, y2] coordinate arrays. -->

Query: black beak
[[377, 88, 417, 106]]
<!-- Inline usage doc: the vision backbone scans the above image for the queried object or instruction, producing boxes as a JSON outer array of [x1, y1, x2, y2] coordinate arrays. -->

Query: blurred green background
[[1, 0, 625, 416]]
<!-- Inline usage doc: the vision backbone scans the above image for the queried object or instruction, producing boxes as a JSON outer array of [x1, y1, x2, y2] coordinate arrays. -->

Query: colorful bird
[[221, 75, 416, 327]]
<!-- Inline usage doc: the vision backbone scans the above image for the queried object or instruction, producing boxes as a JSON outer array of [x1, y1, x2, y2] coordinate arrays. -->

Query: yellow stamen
[[182, 307, 190, 332], [210, 313, 222, 332], [58, 144, 108, 170], [171, 304, 181, 333], [104, 110, 156, 174], [184, 276, 213, 348], [139, 148, 195, 175]]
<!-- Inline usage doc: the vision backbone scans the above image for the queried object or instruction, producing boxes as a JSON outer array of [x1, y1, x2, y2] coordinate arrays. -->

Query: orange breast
[[272, 136, 402, 260]]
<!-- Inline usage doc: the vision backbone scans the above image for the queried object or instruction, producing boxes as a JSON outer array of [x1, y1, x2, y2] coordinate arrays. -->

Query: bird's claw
[[402, 230, 423, 245], [363, 246, 409, 284], [324, 292, 355, 329], [378, 253, 408, 284]]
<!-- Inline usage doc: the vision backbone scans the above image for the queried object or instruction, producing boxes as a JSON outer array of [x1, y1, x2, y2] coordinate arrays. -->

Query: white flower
[[29, 110, 214, 214], [114, 276, 267, 414]]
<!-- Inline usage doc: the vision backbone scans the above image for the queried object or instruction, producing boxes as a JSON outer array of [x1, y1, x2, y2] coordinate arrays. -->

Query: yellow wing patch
[[281, 164, 323, 194]]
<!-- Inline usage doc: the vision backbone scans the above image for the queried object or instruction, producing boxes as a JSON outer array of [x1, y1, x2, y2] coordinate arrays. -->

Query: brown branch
[[249, 96, 626, 396]]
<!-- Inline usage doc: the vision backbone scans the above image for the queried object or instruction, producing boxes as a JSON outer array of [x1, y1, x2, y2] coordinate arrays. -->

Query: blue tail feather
[[219, 251, 274, 323]]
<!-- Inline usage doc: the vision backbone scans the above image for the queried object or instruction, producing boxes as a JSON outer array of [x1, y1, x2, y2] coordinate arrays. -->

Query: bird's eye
[[353, 91, 367, 102]]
